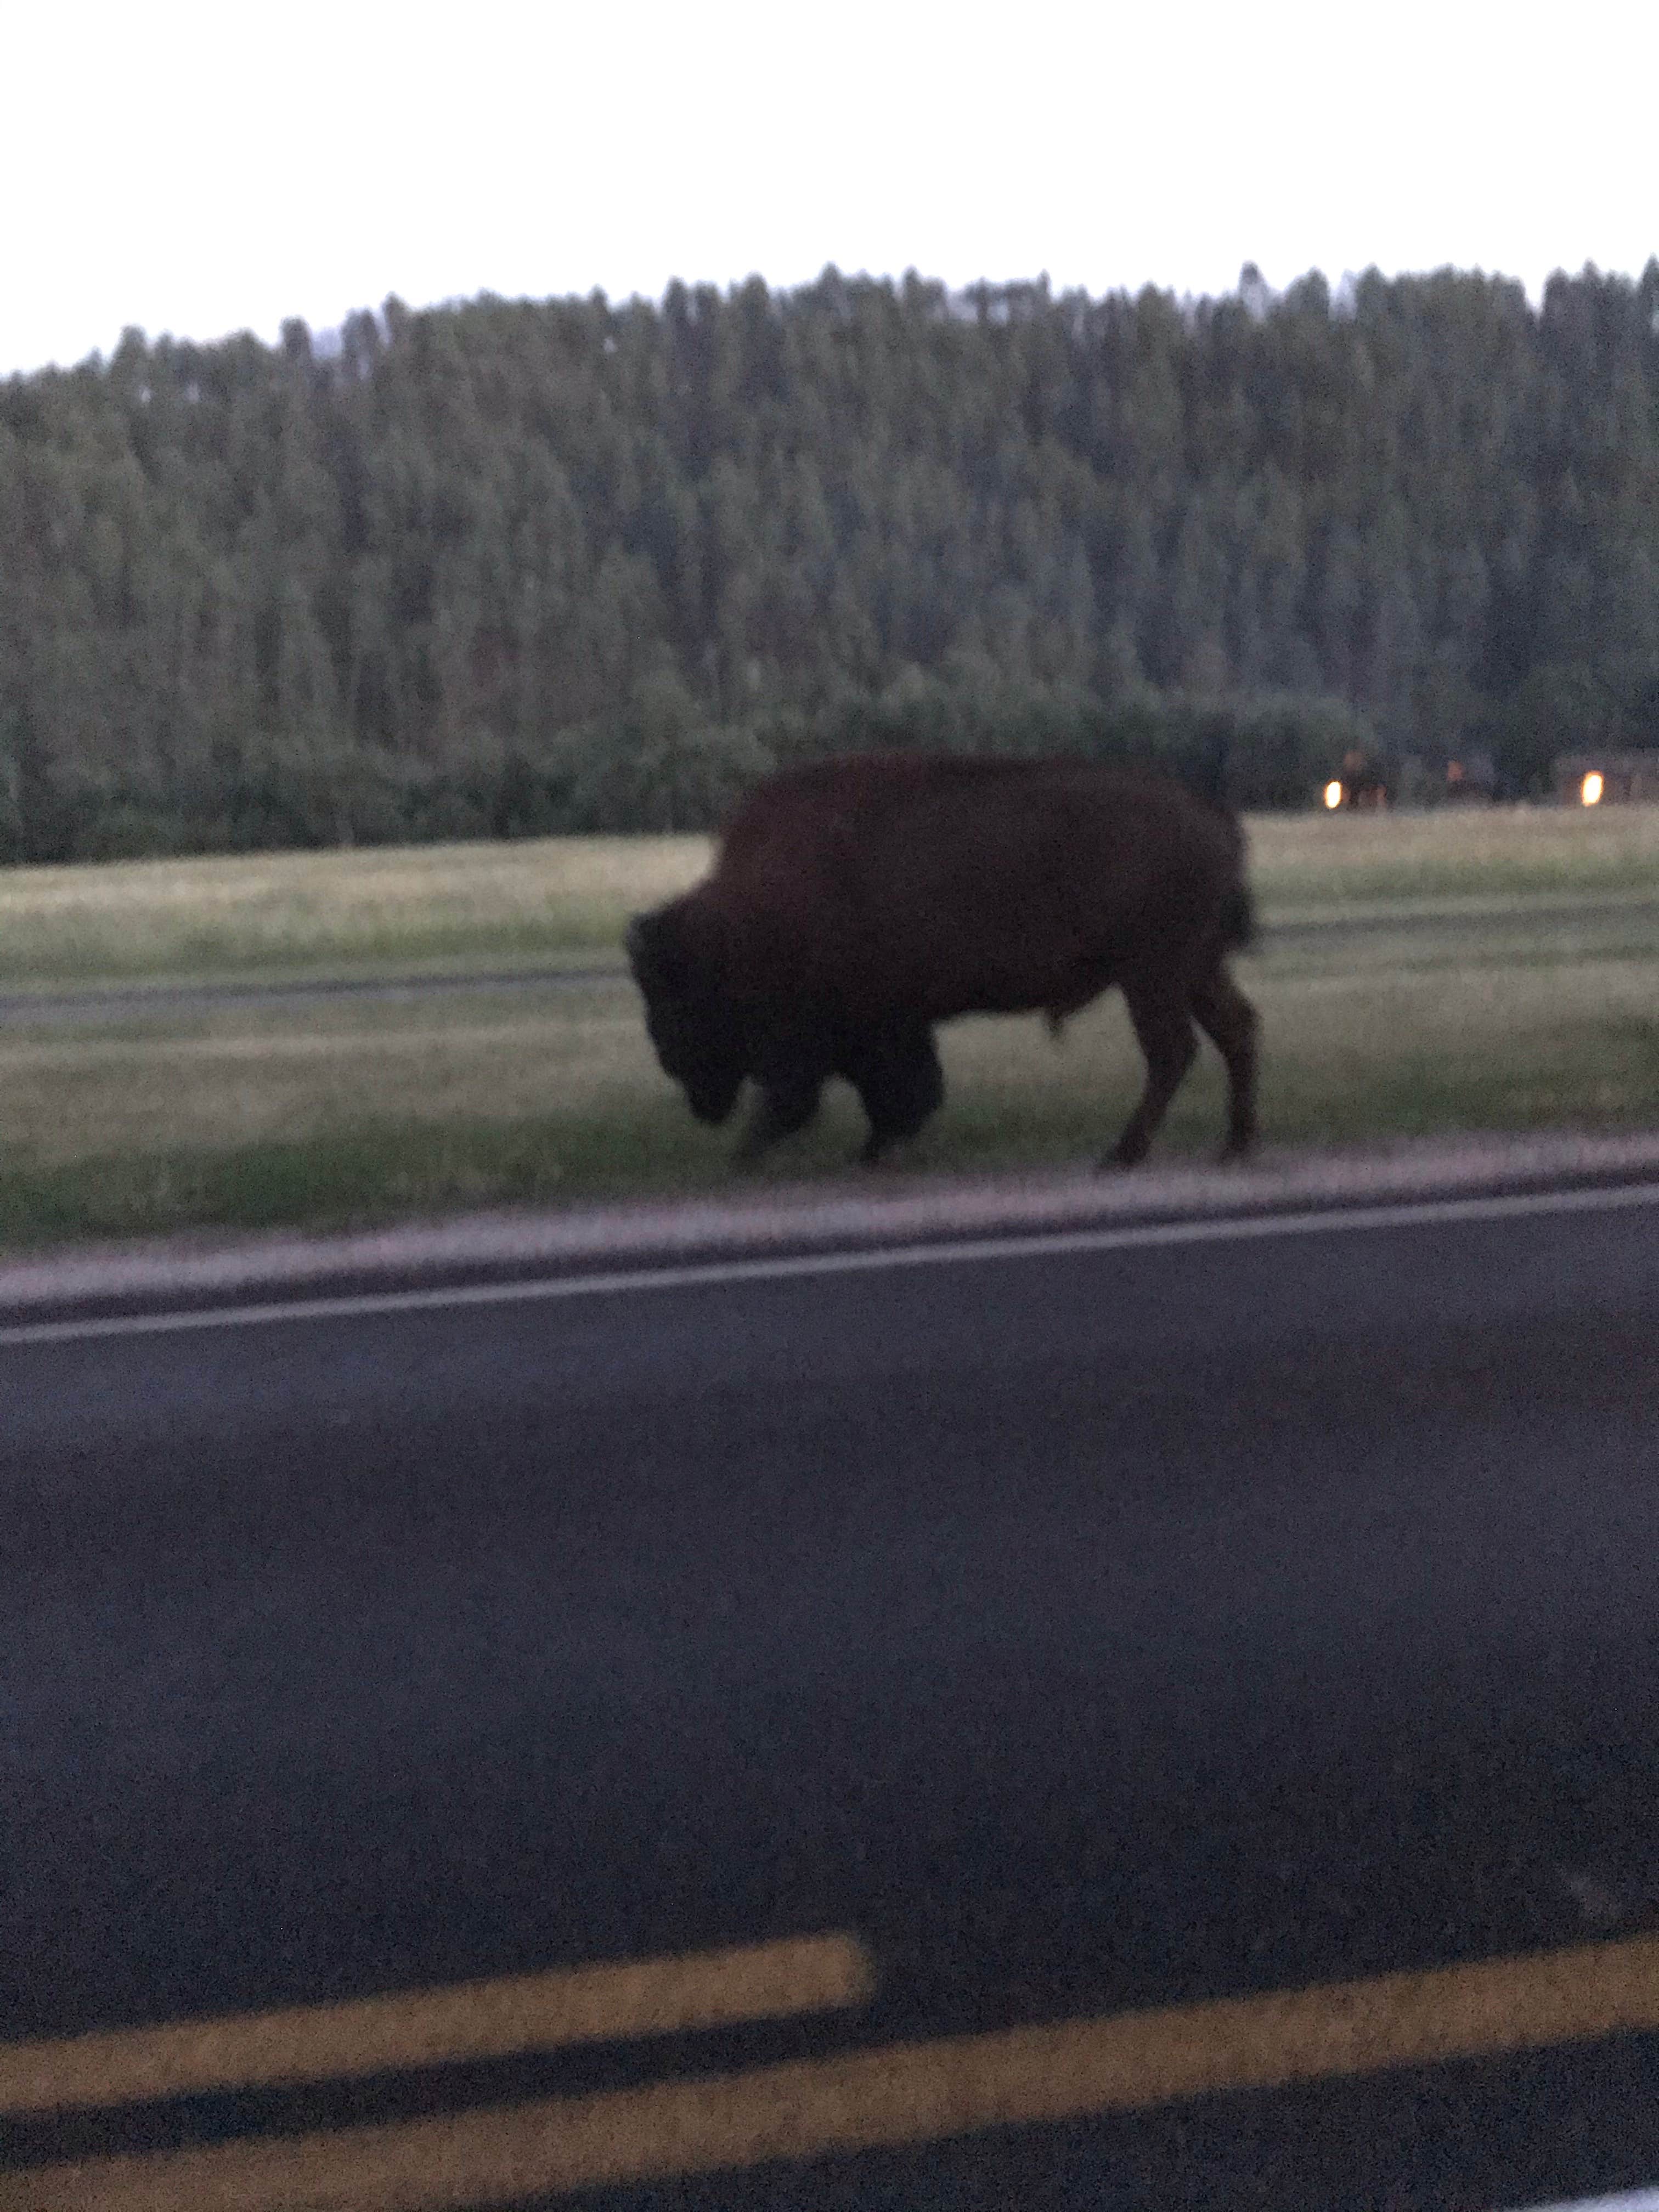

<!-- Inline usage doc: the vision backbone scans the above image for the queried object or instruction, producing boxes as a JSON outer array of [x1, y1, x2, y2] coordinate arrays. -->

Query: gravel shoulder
[[3, 1125, 1657, 1322]]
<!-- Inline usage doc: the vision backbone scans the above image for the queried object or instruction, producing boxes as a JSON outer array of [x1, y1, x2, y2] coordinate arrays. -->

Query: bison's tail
[[1220, 881, 1256, 952]]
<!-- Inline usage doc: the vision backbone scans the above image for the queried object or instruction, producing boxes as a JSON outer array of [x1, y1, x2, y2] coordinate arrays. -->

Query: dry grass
[[3, 799, 1655, 991], [1249, 799, 1659, 908], [0, 837, 710, 988]]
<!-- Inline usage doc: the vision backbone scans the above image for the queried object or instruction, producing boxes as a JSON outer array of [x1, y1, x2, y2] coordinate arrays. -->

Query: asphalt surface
[[5, 1190, 1659, 2207], [0, 963, 623, 1026]]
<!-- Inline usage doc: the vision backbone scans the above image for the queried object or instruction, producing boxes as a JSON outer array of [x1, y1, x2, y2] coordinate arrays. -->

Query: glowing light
[[1581, 771, 1605, 807], [1323, 781, 1344, 811]]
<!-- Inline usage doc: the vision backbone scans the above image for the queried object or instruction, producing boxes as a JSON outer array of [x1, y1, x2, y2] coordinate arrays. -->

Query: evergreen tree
[[4, 258, 1658, 853]]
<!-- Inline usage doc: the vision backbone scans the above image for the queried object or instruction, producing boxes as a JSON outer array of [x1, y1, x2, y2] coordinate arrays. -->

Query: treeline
[[3, 261, 1658, 860]]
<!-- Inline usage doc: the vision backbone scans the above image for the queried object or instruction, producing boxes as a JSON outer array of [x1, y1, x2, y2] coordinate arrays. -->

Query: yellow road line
[[9, 1932, 1659, 2210], [0, 1933, 872, 2117]]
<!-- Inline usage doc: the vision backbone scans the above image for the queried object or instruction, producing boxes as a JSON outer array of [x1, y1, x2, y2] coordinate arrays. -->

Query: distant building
[[1319, 750, 1391, 810], [1441, 748, 1497, 803], [1392, 749, 1498, 806], [1553, 752, 1659, 806]]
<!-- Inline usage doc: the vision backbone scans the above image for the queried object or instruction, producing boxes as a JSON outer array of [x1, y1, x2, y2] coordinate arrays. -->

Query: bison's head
[[626, 904, 746, 1127]]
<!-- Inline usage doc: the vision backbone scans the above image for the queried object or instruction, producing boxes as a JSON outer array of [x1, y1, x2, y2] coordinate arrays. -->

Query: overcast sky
[[6, 0, 1655, 374]]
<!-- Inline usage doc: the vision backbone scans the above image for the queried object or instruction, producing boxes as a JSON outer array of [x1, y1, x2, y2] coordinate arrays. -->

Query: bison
[[625, 752, 1259, 1169]]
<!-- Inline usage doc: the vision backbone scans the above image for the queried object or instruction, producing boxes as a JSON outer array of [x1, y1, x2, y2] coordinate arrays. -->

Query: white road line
[[1, 1179, 1656, 1350], [1506, 2195, 1659, 2211]]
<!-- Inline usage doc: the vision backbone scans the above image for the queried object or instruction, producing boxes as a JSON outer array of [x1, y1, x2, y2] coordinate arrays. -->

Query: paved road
[[4, 1190, 1659, 2207], [0, 963, 624, 1026]]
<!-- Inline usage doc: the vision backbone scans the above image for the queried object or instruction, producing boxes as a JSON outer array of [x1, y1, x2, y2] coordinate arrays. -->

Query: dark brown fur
[[627, 753, 1259, 1167]]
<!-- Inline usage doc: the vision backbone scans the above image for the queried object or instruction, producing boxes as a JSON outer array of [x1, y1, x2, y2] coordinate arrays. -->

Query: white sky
[[5, 0, 1655, 374]]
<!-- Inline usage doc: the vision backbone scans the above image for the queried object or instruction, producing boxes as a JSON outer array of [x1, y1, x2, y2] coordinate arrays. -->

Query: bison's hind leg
[[847, 1024, 945, 1166], [733, 1069, 824, 1165], [1104, 976, 1198, 1169], [1191, 964, 1260, 1161]]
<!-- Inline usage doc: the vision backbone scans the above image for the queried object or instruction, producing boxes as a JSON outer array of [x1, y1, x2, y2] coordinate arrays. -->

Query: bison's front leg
[[844, 1024, 945, 1165], [732, 1069, 824, 1165]]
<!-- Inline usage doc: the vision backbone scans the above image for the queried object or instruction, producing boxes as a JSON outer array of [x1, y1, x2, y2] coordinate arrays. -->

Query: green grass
[[1, 805, 1655, 1249]]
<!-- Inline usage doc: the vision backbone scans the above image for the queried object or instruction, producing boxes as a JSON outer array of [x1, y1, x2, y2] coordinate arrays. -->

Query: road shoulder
[[2, 1126, 1658, 1326]]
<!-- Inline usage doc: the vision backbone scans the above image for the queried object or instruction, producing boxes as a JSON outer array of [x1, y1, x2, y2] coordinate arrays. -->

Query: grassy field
[[1, 804, 1655, 1248], [3, 800, 1658, 992], [0, 837, 709, 990], [1248, 801, 1659, 908]]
